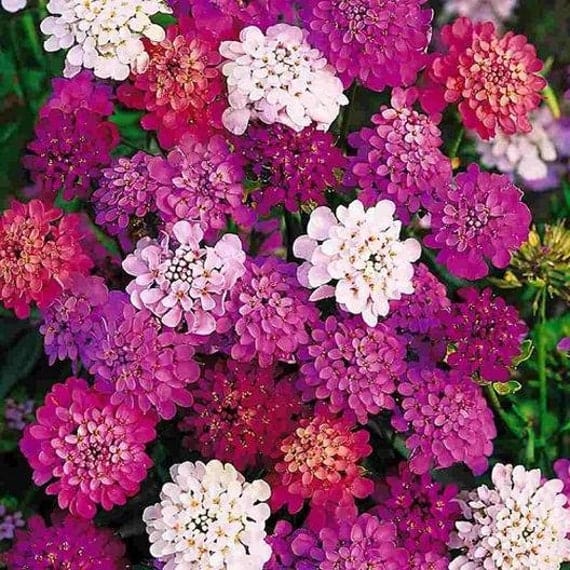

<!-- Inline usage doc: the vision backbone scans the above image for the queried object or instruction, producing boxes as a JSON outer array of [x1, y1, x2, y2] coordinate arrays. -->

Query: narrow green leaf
[[0, 329, 42, 399]]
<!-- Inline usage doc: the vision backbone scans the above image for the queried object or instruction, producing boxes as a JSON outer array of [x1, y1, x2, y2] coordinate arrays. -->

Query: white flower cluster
[[144, 460, 272, 570], [450, 463, 570, 569], [40, 0, 170, 80], [294, 199, 421, 327], [219, 24, 348, 135]]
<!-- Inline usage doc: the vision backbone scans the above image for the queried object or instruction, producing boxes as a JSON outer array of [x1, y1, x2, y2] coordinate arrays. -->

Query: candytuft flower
[[266, 521, 324, 569], [443, 0, 518, 25]]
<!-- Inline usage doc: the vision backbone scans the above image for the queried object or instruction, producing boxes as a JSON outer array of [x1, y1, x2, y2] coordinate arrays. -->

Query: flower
[[234, 123, 346, 215], [424, 164, 532, 280], [143, 460, 272, 569], [346, 88, 452, 221], [0, 505, 24, 540], [86, 292, 200, 420], [443, 0, 517, 25], [441, 287, 528, 382], [422, 17, 546, 139], [0, 200, 92, 318], [559, 338, 570, 353], [4, 398, 34, 431], [40, 0, 169, 80], [117, 18, 225, 149], [266, 521, 324, 569], [6, 513, 127, 568], [319, 515, 408, 569], [270, 407, 373, 515], [149, 134, 253, 234], [449, 463, 570, 569], [301, 0, 432, 91], [298, 315, 407, 424], [294, 199, 421, 326], [1, 0, 25, 11], [219, 24, 348, 135], [178, 357, 303, 470], [372, 462, 460, 559], [40, 273, 109, 366], [92, 152, 160, 239], [123, 220, 246, 333], [221, 256, 321, 368], [24, 107, 120, 201], [20, 377, 157, 519], [554, 458, 570, 499], [392, 367, 496, 474]]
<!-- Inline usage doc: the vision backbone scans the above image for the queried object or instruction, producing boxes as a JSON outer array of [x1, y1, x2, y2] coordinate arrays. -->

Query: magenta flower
[[234, 123, 347, 215], [266, 521, 324, 570], [346, 88, 452, 221], [6, 513, 127, 568], [20, 377, 157, 519], [149, 134, 253, 235], [554, 458, 570, 499], [123, 220, 246, 333], [392, 367, 496, 475], [301, 0, 432, 90], [441, 287, 528, 382], [424, 164, 532, 280], [299, 315, 407, 424], [178, 357, 303, 470], [558, 337, 570, 353]]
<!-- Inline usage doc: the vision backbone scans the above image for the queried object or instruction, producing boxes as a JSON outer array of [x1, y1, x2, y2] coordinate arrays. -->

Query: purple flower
[[234, 124, 346, 215], [424, 164, 532, 280], [266, 521, 324, 570], [301, 0, 432, 91], [0, 505, 25, 541], [558, 337, 570, 353], [298, 315, 407, 424], [392, 367, 496, 474], [554, 458, 570, 499], [346, 88, 451, 221], [441, 287, 528, 382], [4, 399, 34, 431]]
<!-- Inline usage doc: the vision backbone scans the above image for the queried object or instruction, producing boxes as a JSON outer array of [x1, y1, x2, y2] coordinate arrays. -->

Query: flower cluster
[[443, 0, 518, 25], [4, 398, 34, 431], [0, 505, 24, 541], [266, 521, 323, 569]]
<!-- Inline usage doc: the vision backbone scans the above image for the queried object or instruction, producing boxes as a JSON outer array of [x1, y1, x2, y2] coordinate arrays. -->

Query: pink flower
[[20, 377, 157, 519]]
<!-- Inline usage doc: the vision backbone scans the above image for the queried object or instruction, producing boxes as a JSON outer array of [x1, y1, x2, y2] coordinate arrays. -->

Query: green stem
[[339, 82, 358, 146], [538, 290, 548, 442], [449, 127, 465, 159], [21, 11, 45, 67], [526, 426, 536, 465], [485, 386, 523, 438]]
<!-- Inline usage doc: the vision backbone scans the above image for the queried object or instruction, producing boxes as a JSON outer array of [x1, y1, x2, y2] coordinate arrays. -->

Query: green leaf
[[512, 339, 534, 367], [493, 380, 522, 396], [0, 329, 42, 400]]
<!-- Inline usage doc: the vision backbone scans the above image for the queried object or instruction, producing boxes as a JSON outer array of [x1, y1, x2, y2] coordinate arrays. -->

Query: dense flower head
[[266, 521, 323, 569], [319, 515, 408, 569], [234, 123, 346, 215], [20, 377, 157, 519], [346, 88, 452, 221], [4, 398, 34, 431], [92, 152, 160, 239], [270, 407, 374, 515], [149, 134, 253, 235], [0, 200, 92, 318], [422, 17, 546, 139], [85, 292, 200, 419], [372, 462, 460, 559], [117, 18, 225, 149], [144, 460, 272, 569], [220, 256, 321, 368], [178, 357, 303, 470], [6, 513, 127, 568], [219, 24, 348, 135], [40, 273, 109, 366], [442, 287, 528, 382], [449, 463, 570, 569], [392, 367, 496, 474], [0, 505, 24, 540], [554, 458, 570, 499], [294, 199, 421, 326], [424, 164, 532, 280], [40, 0, 169, 80], [301, 0, 433, 91], [443, 0, 518, 25], [24, 107, 120, 201], [123, 220, 246, 333], [299, 315, 407, 424]]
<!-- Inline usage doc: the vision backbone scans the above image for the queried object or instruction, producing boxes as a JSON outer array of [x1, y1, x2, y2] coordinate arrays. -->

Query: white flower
[[450, 463, 570, 569], [143, 460, 272, 570], [219, 24, 348, 135], [1, 0, 26, 12], [40, 0, 170, 80], [444, 0, 517, 25], [294, 199, 421, 327]]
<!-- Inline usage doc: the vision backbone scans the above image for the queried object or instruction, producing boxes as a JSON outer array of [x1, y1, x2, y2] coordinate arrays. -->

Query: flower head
[[449, 464, 570, 569], [178, 357, 303, 470], [0, 505, 24, 540], [0, 200, 92, 318], [443, 0, 518, 26], [393, 367, 496, 474], [123, 221, 246, 333], [20, 377, 157, 519], [554, 458, 570, 499], [294, 199, 421, 326], [266, 521, 323, 569], [4, 398, 34, 431], [219, 24, 348, 135], [422, 17, 546, 139], [301, 0, 433, 91], [424, 164, 532, 280], [7, 513, 127, 568], [346, 88, 451, 221], [143, 460, 272, 569]]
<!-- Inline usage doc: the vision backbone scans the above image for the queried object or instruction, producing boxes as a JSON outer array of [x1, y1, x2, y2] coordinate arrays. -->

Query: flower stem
[[538, 290, 549, 442], [339, 82, 358, 147], [449, 127, 464, 159], [22, 11, 45, 67], [486, 386, 523, 438]]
